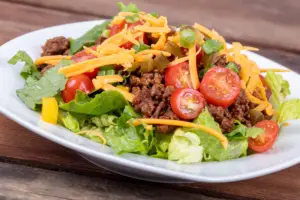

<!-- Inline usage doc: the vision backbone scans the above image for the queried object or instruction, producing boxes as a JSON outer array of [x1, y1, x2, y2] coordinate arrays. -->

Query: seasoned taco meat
[[41, 36, 70, 56], [129, 70, 179, 133]]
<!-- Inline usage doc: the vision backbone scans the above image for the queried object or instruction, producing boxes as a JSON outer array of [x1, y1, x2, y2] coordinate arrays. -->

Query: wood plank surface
[[4, 0, 300, 52], [0, 162, 225, 200]]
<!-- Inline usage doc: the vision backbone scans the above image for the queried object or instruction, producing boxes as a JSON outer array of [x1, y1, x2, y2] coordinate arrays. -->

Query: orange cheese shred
[[188, 45, 200, 89], [135, 25, 171, 33], [100, 84, 135, 102], [132, 119, 228, 148], [92, 75, 124, 88], [35, 56, 71, 65]]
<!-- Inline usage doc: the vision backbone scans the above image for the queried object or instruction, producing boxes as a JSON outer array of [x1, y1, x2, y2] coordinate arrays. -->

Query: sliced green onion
[[133, 43, 151, 53], [180, 28, 196, 48], [98, 65, 115, 76], [225, 62, 239, 73], [150, 12, 159, 18], [202, 39, 224, 54], [125, 14, 139, 23], [117, 2, 140, 13], [102, 29, 110, 38]]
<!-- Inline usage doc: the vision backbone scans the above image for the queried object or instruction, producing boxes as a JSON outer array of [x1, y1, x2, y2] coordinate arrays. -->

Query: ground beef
[[129, 70, 179, 133], [41, 36, 70, 56], [213, 54, 227, 67], [208, 90, 253, 133]]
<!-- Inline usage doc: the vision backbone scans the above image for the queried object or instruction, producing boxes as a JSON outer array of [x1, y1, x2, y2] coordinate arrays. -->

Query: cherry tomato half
[[248, 120, 279, 153], [71, 46, 99, 78], [165, 61, 193, 88], [61, 74, 95, 103], [259, 75, 272, 100], [170, 88, 205, 120], [200, 67, 241, 107]]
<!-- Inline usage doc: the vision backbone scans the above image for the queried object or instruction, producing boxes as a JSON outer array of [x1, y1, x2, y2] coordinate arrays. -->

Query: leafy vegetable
[[202, 39, 223, 54], [91, 114, 118, 128], [58, 111, 80, 132], [277, 99, 300, 123], [264, 71, 290, 110], [16, 59, 72, 110], [117, 2, 140, 13], [125, 14, 139, 23], [102, 29, 110, 38], [152, 134, 172, 158], [226, 121, 263, 140], [60, 90, 127, 115], [150, 12, 159, 18], [97, 65, 115, 76], [168, 129, 204, 163], [70, 20, 110, 55], [180, 28, 196, 48], [8, 51, 40, 80], [133, 43, 151, 53], [103, 106, 154, 154], [225, 62, 239, 73], [188, 108, 248, 161]]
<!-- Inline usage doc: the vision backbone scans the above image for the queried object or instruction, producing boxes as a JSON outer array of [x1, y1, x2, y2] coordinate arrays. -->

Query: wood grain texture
[[4, 0, 300, 52], [0, 162, 225, 200]]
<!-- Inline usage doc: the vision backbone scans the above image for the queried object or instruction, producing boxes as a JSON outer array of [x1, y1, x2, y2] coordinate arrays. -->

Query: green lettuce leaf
[[117, 2, 140, 13], [16, 59, 72, 110], [264, 71, 290, 110], [125, 14, 139, 23], [70, 21, 110, 54], [8, 51, 40, 80], [60, 90, 127, 115], [152, 134, 172, 159], [58, 111, 80, 132], [91, 114, 118, 128], [168, 129, 204, 164], [227, 121, 263, 140], [188, 108, 248, 161], [277, 99, 300, 123], [103, 106, 154, 154]]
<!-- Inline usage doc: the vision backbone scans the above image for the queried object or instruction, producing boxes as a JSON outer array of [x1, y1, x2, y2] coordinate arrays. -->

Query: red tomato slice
[[109, 21, 126, 37], [259, 75, 272, 100], [170, 88, 205, 120], [165, 62, 193, 88], [61, 74, 95, 103], [71, 46, 99, 78], [248, 120, 279, 153], [200, 67, 241, 107]]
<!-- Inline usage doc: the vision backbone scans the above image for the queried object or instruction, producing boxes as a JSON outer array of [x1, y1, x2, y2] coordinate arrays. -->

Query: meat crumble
[[41, 36, 70, 56]]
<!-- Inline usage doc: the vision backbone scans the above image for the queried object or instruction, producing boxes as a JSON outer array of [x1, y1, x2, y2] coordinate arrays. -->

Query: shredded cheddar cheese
[[35, 55, 71, 65], [83, 46, 101, 57], [151, 34, 167, 50], [131, 119, 228, 148], [188, 45, 200, 89], [99, 83, 135, 102], [135, 25, 171, 33], [135, 50, 171, 57], [92, 75, 124, 88]]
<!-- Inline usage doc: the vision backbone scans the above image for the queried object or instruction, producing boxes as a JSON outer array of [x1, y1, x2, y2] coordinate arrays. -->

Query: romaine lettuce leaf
[[117, 2, 140, 13], [227, 121, 263, 140], [70, 21, 110, 54], [58, 111, 80, 132], [188, 108, 248, 161], [8, 51, 40, 80], [277, 99, 300, 123], [265, 71, 290, 110], [16, 59, 72, 110], [59, 90, 127, 115], [152, 134, 172, 159], [168, 129, 204, 163], [91, 114, 118, 128]]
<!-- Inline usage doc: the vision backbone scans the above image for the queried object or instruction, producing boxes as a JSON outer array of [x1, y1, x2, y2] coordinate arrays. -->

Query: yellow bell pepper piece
[[41, 97, 58, 124]]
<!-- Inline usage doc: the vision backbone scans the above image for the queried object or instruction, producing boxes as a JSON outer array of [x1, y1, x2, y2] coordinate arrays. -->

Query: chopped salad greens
[[9, 2, 300, 164]]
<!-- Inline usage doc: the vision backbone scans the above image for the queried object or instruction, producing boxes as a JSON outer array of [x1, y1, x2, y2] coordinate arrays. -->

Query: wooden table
[[1, 1, 300, 199]]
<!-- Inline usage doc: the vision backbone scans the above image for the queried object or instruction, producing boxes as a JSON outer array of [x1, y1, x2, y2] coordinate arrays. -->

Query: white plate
[[1, 20, 300, 183]]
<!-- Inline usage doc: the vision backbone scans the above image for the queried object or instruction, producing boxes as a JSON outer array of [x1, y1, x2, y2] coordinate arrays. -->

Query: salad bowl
[[1, 20, 300, 183]]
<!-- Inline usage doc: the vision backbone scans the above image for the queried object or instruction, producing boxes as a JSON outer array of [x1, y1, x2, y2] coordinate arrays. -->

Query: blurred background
[[1, 0, 299, 70]]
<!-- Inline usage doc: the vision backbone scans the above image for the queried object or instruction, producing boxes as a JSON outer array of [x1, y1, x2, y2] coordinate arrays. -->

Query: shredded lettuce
[[8, 51, 40, 80], [91, 114, 118, 128], [264, 71, 290, 110], [188, 108, 248, 161], [58, 111, 80, 132], [226, 121, 263, 140], [277, 99, 300, 123], [152, 134, 172, 159], [59, 90, 127, 115], [70, 21, 110, 55], [168, 129, 204, 164], [16, 59, 72, 110]]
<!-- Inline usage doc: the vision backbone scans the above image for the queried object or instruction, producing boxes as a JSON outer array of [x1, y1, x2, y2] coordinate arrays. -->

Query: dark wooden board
[[5, 0, 300, 52]]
